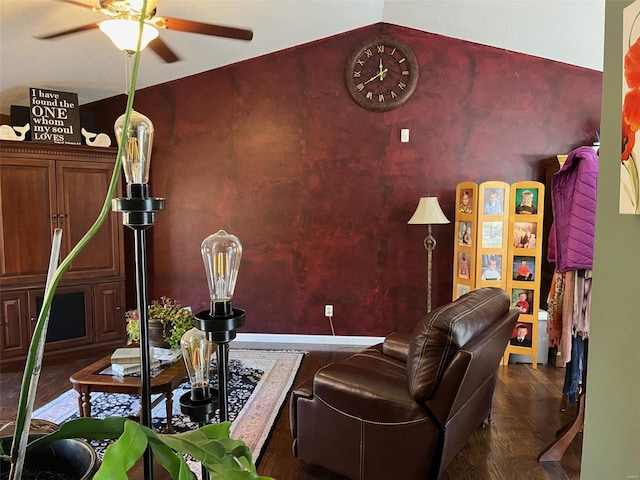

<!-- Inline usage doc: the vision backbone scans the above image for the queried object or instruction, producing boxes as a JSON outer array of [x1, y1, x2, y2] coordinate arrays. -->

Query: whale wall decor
[[81, 127, 111, 147], [0, 123, 30, 141]]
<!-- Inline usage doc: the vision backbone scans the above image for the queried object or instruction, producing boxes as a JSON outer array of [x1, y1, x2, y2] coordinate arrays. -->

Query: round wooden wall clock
[[344, 35, 419, 112]]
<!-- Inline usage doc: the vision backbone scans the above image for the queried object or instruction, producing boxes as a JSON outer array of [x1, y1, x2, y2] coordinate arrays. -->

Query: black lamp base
[[193, 305, 245, 343], [179, 391, 219, 424], [192, 303, 245, 424]]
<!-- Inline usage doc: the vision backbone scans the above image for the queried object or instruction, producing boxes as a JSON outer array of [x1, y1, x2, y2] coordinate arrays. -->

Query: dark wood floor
[[0, 348, 581, 480]]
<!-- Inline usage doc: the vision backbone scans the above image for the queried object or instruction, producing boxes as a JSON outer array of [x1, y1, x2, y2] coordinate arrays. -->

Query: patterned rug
[[33, 349, 304, 465]]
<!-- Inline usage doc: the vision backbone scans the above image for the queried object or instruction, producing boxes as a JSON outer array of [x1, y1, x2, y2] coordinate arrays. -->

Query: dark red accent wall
[[87, 23, 602, 336]]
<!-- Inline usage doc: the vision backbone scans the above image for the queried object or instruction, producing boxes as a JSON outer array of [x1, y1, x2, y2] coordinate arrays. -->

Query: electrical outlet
[[325, 305, 333, 317]]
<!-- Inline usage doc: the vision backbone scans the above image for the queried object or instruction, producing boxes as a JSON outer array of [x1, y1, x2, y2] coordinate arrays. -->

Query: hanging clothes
[[548, 146, 598, 404], [551, 146, 599, 272], [562, 333, 584, 404], [546, 270, 564, 348], [560, 270, 576, 364], [573, 269, 593, 337]]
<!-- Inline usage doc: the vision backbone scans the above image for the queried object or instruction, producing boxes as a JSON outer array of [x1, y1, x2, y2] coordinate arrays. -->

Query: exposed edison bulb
[[114, 110, 154, 186], [201, 230, 242, 304], [180, 327, 214, 401]]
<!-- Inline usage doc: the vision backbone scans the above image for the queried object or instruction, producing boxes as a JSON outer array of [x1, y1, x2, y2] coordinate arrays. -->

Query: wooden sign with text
[[29, 88, 81, 145]]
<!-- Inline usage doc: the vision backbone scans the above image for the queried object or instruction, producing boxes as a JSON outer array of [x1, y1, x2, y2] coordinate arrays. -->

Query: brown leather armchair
[[290, 287, 519, 480]]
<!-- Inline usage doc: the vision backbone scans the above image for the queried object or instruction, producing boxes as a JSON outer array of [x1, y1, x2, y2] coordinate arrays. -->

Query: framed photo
[[482, 221, 503, 248], [509, 322, 533, 347], [458, 252, 471, 279], [513, 222, 538, 249], [483, 188, 505, 215], [458, 221, 472, 246], [514, 188, 539, 215], [513, 255, 535, 281], [622, 1, 640, 214], [458, 190, 473, 214], [456, 284, 471, 300], [511, 289, 534, 315], [480, 254, 502, 281]]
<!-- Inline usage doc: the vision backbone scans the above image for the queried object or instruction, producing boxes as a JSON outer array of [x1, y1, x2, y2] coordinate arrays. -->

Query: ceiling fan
[[36, 0, 253, 63]]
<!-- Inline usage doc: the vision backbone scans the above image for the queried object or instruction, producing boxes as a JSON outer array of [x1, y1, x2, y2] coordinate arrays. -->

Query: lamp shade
[[407, 197, 450, 225], [99, 19, 159, 53]]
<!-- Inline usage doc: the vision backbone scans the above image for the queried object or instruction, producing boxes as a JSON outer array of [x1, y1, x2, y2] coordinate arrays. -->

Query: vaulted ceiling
[[0, 0, 605, 116]]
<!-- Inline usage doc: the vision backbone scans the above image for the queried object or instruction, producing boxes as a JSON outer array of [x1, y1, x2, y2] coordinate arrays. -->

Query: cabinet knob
[[30, 317, 36, 322], [58, 214, 65, 219], [115, 306, 121, 311], [51, 214, 58, 219]]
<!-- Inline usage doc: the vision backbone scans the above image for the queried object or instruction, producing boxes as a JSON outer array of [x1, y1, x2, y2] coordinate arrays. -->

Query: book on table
[[111, 363, 142, 376], [111, 358, 161, 376], [110, 347, 141, 365], [111, 347, 182, 365]]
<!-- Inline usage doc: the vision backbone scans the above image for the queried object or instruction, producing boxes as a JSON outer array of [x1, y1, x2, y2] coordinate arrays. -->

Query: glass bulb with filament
[[201, 230, 242, 306], [180, 327, 214, 401], [114, 109, 154, 187]]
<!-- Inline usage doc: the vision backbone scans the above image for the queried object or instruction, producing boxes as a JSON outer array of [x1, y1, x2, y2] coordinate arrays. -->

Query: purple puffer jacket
[[551, 146, 598, 272]]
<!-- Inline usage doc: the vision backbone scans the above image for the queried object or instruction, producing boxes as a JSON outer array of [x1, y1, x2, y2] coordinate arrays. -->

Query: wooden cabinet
[[0, 141, 126, 365], [0, 290, 29, 358], [0, 158, 56, 284], [27, 284, 94, 351], [94, 281, 125, 343], [1, 153, 122, 285]]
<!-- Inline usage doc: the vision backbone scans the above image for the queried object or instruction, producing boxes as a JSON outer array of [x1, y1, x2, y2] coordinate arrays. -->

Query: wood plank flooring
[[0, 348, 581, 479]]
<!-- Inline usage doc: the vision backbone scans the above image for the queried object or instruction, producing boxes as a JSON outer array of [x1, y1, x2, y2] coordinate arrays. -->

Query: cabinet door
[[0, 159, 56, 285], [0, 291, 30, 358], [28, 284, 93, 351], [56, 161, 122, 279], [94, 281, 125, 343]]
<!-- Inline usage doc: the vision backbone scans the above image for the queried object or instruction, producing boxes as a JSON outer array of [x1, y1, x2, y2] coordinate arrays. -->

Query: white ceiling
[[0, 0, 605, 117]]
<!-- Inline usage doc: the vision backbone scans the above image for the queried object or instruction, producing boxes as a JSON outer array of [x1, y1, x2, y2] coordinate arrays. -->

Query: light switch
[[401, 129, 410, 143]]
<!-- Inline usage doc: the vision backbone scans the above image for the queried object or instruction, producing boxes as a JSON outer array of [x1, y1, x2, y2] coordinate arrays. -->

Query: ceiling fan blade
[[148, 37, 180, 63], [36, 23, 99, 40], [158, 17, 253, 41]]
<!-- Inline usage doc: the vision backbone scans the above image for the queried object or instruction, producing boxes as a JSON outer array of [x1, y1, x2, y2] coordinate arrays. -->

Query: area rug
[[33, 349, 304, 465]]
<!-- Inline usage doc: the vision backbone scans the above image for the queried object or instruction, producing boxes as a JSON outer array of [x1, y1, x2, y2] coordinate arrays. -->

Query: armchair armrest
[[290, 376, 313, 438], [382, 332, 412, 363]]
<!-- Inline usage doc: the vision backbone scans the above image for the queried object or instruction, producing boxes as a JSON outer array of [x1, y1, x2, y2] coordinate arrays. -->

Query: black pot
[[148, 318, 171, 349], [1, 436, 98, 480]]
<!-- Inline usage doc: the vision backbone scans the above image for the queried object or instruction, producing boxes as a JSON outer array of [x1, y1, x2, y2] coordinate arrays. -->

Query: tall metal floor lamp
[[408, 196, 450, 313], [112, 110, 164, 480]]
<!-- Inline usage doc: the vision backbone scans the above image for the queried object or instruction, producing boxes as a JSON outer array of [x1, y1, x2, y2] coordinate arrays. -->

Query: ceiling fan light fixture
[[99, 19, 159, 53], [99, 0, 160, 17]]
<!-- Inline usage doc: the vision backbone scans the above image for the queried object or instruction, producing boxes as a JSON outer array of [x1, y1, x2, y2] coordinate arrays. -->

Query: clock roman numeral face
[[351, 46, 409, 101], [344, 35, 419, 112]]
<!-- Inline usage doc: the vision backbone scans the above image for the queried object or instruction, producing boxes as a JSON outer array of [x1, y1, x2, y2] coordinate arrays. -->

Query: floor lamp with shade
[[408, 196, 450, 313]]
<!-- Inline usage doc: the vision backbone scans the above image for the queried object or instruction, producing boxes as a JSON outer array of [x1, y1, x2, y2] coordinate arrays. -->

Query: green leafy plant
[[126, 297, 194, 350], [28, 418, 270, 480], [1, 3, 271, 479]]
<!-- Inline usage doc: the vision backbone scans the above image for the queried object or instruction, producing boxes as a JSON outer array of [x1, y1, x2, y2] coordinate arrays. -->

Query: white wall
[[383, 0, 605, 71]]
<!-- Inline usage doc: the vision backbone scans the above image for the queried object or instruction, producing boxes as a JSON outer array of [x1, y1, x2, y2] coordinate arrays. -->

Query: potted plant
[[126, 297, 194, 350], [0, 6, 272, 479]]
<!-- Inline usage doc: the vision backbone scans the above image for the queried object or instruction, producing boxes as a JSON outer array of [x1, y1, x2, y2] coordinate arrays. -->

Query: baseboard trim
[[233, 333, 384, 350]]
